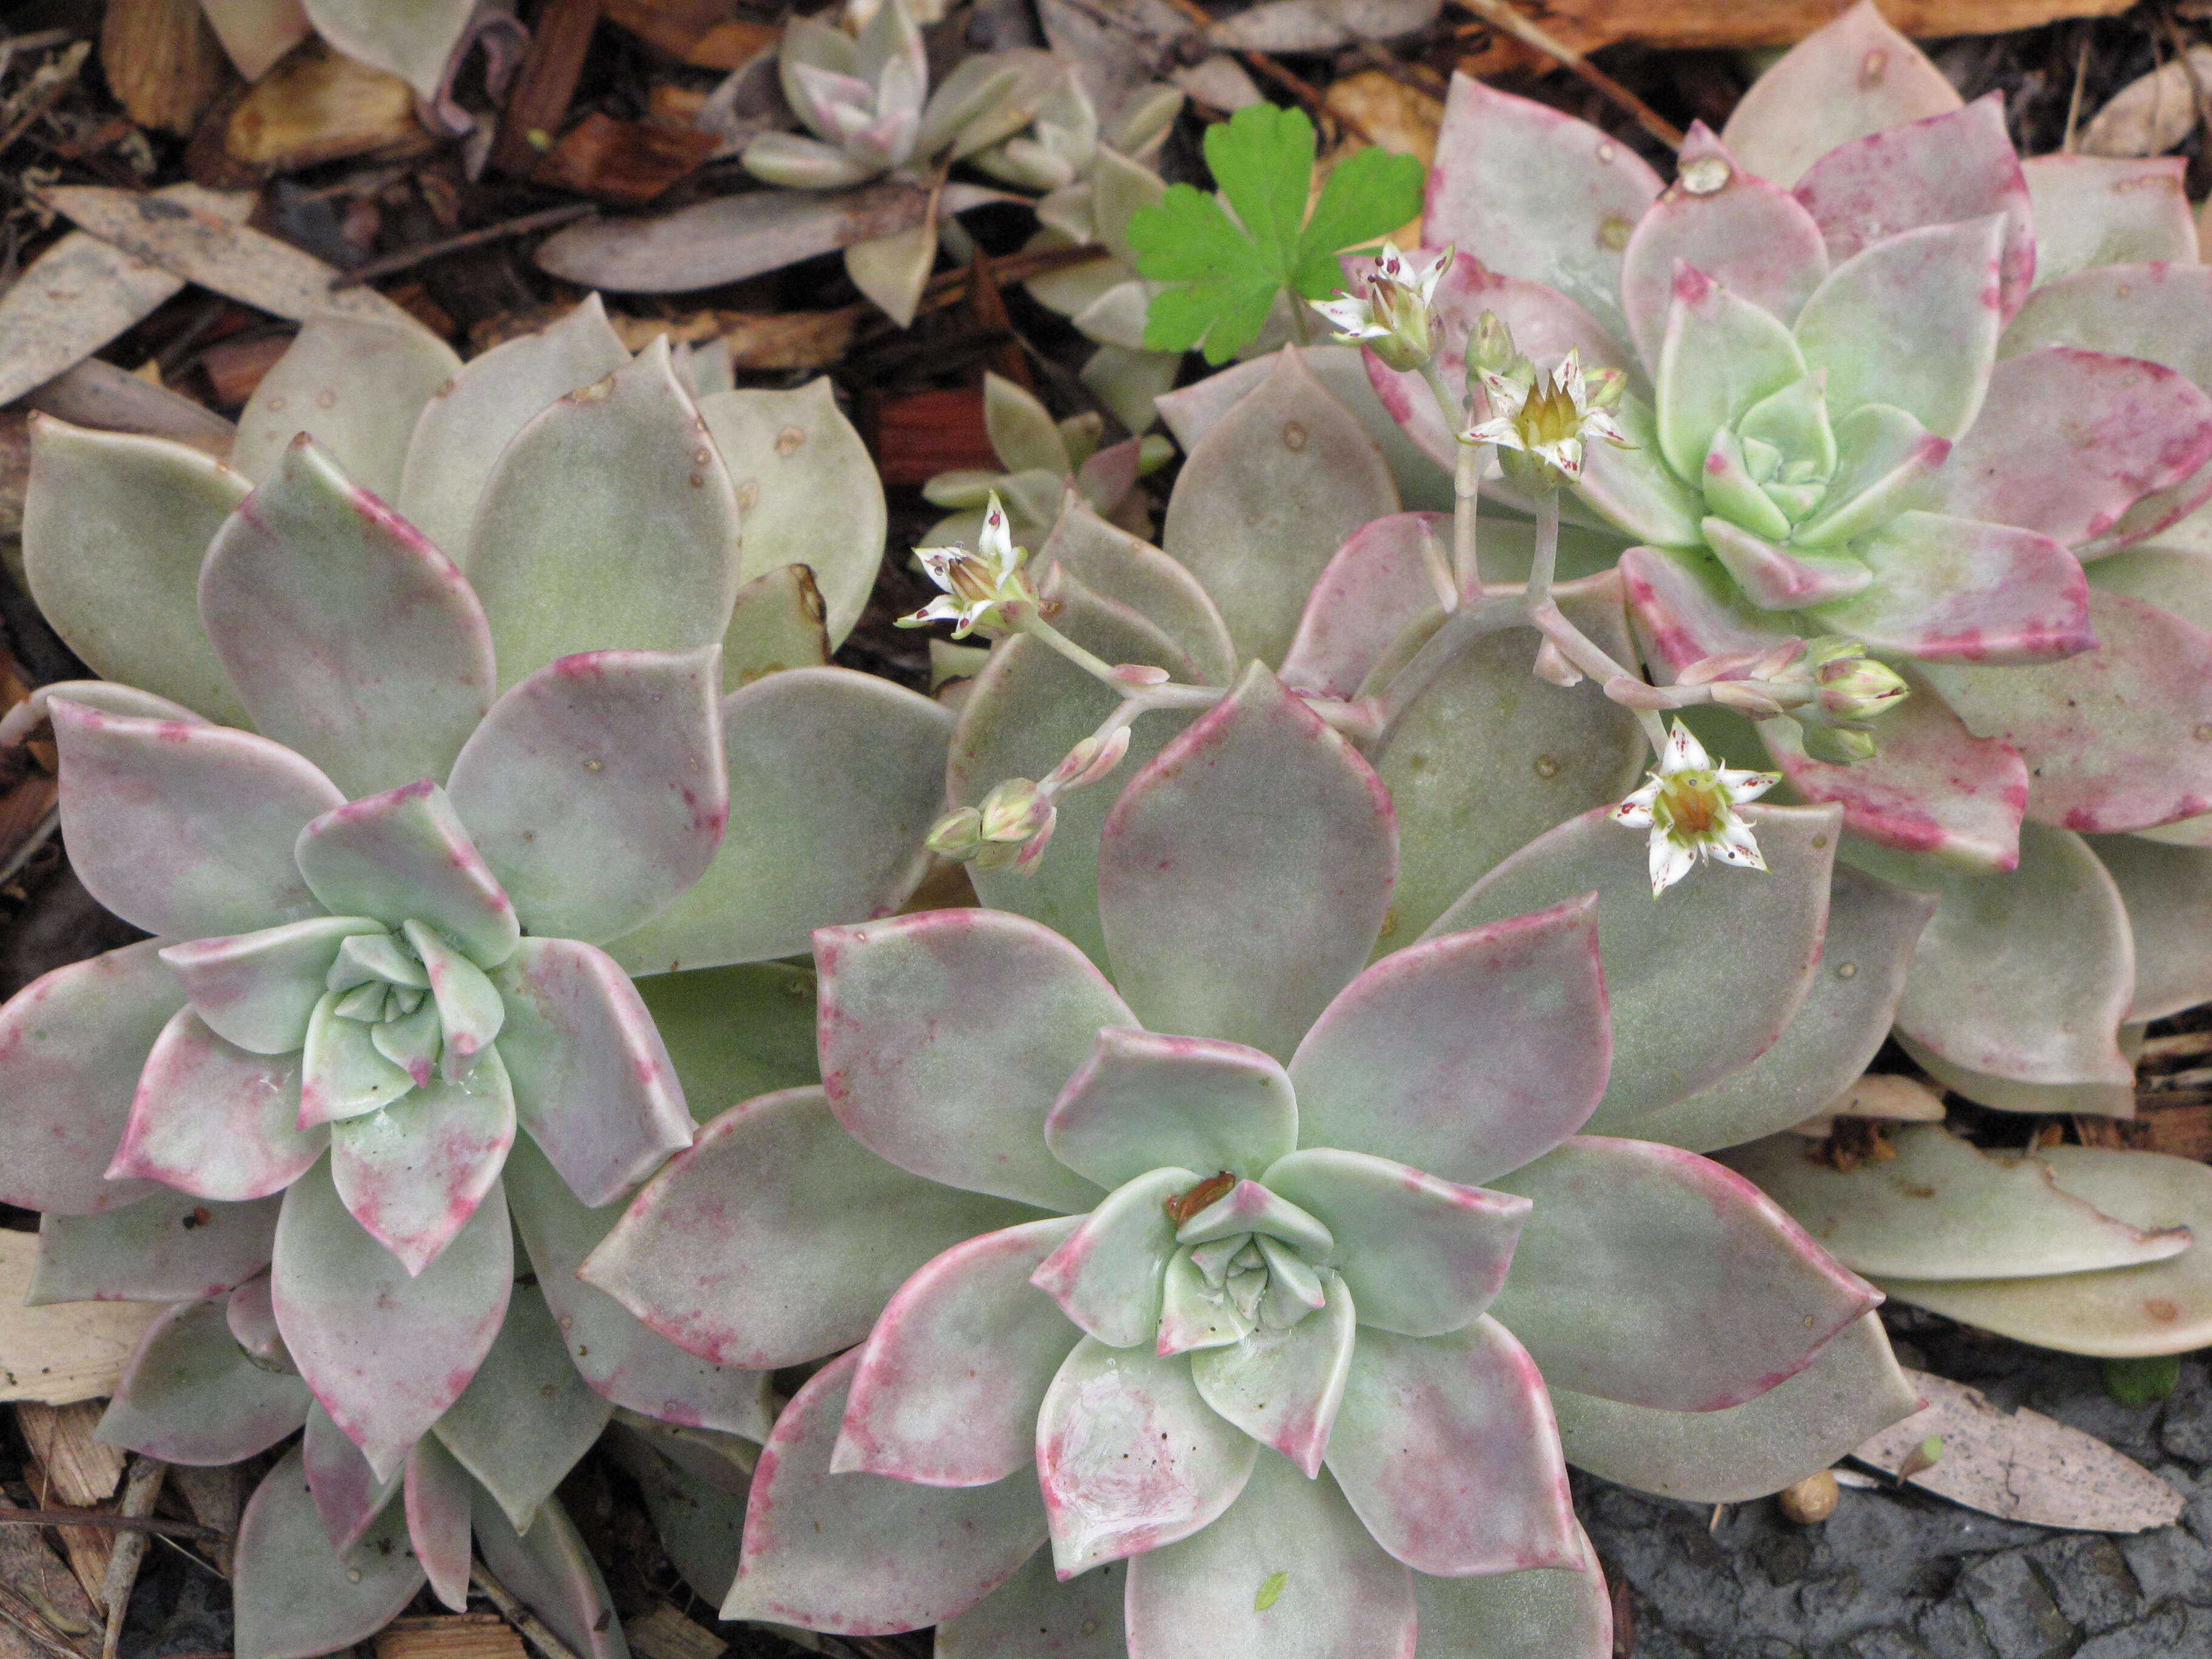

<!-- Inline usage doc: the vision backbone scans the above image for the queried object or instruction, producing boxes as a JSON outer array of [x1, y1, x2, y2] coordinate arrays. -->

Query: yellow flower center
[[1517, 375, 1583, 450], [1651, 771, 1729, 842]]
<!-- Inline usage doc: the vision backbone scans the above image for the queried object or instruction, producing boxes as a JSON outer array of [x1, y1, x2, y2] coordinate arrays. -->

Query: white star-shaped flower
[[1310, 243, 1454, 372], [899, 494, 1036, 640], [1610, 720, 1781, 896], [1464, 349, 1632, 487]]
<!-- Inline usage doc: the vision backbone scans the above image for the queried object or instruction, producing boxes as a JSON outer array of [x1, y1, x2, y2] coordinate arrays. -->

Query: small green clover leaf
[[1128, 102, 1425, 366]]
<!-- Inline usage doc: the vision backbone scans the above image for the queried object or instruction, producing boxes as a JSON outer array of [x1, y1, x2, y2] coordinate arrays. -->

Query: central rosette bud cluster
[[1156, 1170, 1338, 1349], [313, 920, 504, 1107]]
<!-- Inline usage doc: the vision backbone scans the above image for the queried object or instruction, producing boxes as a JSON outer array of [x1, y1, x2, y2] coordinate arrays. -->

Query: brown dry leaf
[[224, 38, 430, 172], [25, 359, 236, 455], [100, 0, 236, 136], [1318, 70, 1441, 247], [723, 309, 857, 369], [0, 1489, 101, 1659], [40, 184, 427, 333], [375, 1615, 528, 1659], [0, 1231, 158, 1408], [2083, 47, 2212, 158], [1852, 1369, 2185, 1532], [624, 1604, 728, 1659], [0, 183, 252, 411]]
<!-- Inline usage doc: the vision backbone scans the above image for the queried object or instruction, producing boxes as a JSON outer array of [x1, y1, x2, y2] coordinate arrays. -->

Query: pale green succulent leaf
[[742, 131, 880, 189], [934, 1545, 1125, 1658], [232, 1446, 424, 1659], [1571, 392, 1707, 547], [844, 221, 937, 328], [329, 1046, 513, 1275], [2090, 833, 2212, 1022], [1044, 1026, 1296, 1191], [404, 1433, 474, 1613], [1655, 272, 1806, 483], [30, 1191, 276, 1304], [1031, 1166, 1195, 1347], [984, 369, 1073, 475], [723, 563, 832, 684], [108, 1009, 321, 1201], [301, 1401, 401, 1555], [2022, 155, 2196, 289], [96, 1295, 310, 1466], [469, 1486, 626, 1659], [295, 781, 520, 968], [1808, 511, 2091, 664], [1409, 1529, 1613, 1658], [300, 990, 415, 1128], [233, 319, 461, 499], [1037, 501, 1236, 685], [158, 916, 384, 1056]]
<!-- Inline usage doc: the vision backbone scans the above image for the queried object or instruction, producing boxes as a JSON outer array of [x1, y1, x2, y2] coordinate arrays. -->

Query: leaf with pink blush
[[404, 1433, 474, 1612], [1264, 1150, 1529, 1336], [580, 1087, 1043, 1370], [835, 1216, 1082, 1486], [470, 1487, 626, 1659], [493, 937, 693, 1208], [30, 1193, 280, 1305], [402, 920, 504, 1084], [816, 910, 1124, 1212], [1322, 1318, 1578, 1577], [1620, 124, 1828, 367], [1188, 1280, 1356, 1476], [52, 703, 342, 941], [233, 1445, 424, 1659], [1928, 349, 2212, 550], [1124, 1452, 1414, 1659], [109, 1009, 324, 1201], [1921, 590, 2212, 832], [446, 646, 727, 945], [302, 1402, 400, 1555], [199, 435, 496, 801], [1033, 498, 1238, 686], [728, 1350, 1048, 1633], [330, 1048, 515, 1276], [1424, 75, 1661, 347], [1795, 217, 2006, 443], [504, 1135, 774, 1439], [1792, 95, 2033, 323], [1031, 1167, 1195, 1349], [935, 1548, 1126, 1659], [1410, 1527, 1612, 1659], [433, 1284, 611, 1532], [231, 318, 460, 500], [294, 781, 520, 969], [1044, 1028, 1298, 1192], [95, 1295, 310, 1466], [0, 941, 175, 1214], [1288, 896, 1606, 1187], [229, 1272, 287, 1368], [159, 917, 388, 1056], [1278, 512, 1452, 699], [2022, 156, 2196, 289], [1487, 1136, 1879, 1411], [1036, 1335, 1258, 1575], [1099, 666, 1395, 1064], [272, 1155, 512, 1480], [299, 991, 415, 1129], [1654, 266, 1808, 483], [1808, 511, 2093, 666], [1618, 545, 1795, 679], [1717, 0, 1962, 189]]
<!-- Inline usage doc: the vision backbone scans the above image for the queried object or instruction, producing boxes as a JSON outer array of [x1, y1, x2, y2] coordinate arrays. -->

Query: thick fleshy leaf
[[634, 961, 820, 1123], [1188, 1280, 1357, 1475], [1618, 124, 1827, 367], [302, 1402, 401, 1555], [1378, 574, 1647, 940], [447, 646, 726, 945], [1289, 896, 1606, 1187], [1423, 75, 1660, 347], [1844, 825, 2136, 1087], [397, 295, 632, 559], [1632, 863, 1934, 1153], [232, 319, 460, 500], [300, 991, 414, 1127], [1124, 1452, 1414, 1659], [1034, 500, 1238, 686], [1323, 1318, 1577, 1576], [233, 1447, 423, 1659], [467, 338, 741, 690], [1655, 266, 1806, 483], [1618, 543, 1793, 673], [330, 1050, 515, 1275], [1264, 1150, 1527, 1337], [53, 702, 342, 940], [935, 1547, 1126, 1658], [729, 1349, 1047, 1632], [817, 910, 1121, 1212], [1549, 1312, 1915, 1504], [581, 1087, 1042, 1369], [1792, 95, 2033, 323], [0, 942, 175, 1214], [1877, 1147, 2212, 1356], [1278, 512, 1451, 697], [1905, 1034, 2137, 1118], [201, 436, 496, 799], [1717, 0, 1962, 189], [1410, 1532, 1612, 1659], [1160, 349, 1398, 666], [272, 1156, 512, 1479], [432, 1284, 612, 1532], [1489, 1137, 1878, 1410], [1794, 217, 2005, 442], [31, 1193, 279, 1304], [1031, 1167, 1194, 1348], [606, 1426, 749, 1602], [465, 1496, 624, 1659], [701, 379, 885, 652], [227, 1273, 287, 1367], [160, 917, 387, 1055], [491, 938, 692, 1207], [2092, 834, 2212, 1021], [607, 668, 953, 974], [96, 1296, 310, 1465], [404, 1433, 474, 1613], [1036, 1336, 1258, 1574], [2022, 155, 2196, 289], [1430, 805, 1839, 1130], [1729, 1123, 2190, 1281], [504, 1136, 773, 1437], [300, 0, 476, 100], [1808, 509, 2091, 665], [721, 563, 832, 682], [109, 1008, 323, 1201], [1044, 1027, 1298, 1191], [295, 780, 520, 967], [1923, 591, 2212, 832], [836, 1216, 1082, 1486], [1099, 665, 1395, 1062], [22, 420, 251, 724]]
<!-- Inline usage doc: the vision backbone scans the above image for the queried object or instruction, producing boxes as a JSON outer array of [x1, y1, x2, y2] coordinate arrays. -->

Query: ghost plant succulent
[[922, 372, 1170, 548], [1, 301, 953, 1655], [581, 666, 1902, 1656]]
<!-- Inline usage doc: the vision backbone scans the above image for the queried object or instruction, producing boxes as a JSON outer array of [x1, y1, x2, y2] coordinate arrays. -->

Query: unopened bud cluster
[[928, 726, 1132, 876]]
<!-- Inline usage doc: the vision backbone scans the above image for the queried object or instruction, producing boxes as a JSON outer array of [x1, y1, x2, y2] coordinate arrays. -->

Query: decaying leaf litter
[[7, 2, 2212, 1656]]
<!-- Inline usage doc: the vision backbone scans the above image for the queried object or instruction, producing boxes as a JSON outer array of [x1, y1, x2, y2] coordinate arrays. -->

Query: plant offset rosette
[[582, 667, 1897, 1657], [1365, 0, 2212, 1119]]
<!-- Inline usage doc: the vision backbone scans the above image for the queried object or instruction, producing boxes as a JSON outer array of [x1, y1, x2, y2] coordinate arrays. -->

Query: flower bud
[[979, 777, 1052, 844], [1468, 310, 1521, 378], [1815, 650, 1910, 725], [926, 806, 986, 860], [1583, 364, 1627, 410], [1710, 679, 1789, 719], [1799, 723, 1878, 765]]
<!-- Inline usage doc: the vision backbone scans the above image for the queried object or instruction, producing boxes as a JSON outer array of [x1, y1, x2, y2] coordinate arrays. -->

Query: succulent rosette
[[2, 304, 950, 1657], [582, 665, 1908, 1655], [1342, 2, 2212, 1134], [921, 371, 1167, 549]]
